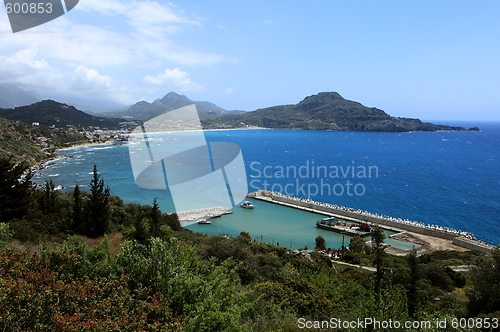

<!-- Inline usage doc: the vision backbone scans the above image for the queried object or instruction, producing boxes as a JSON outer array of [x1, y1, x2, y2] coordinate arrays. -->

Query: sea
[[34, 121, 500, 250]]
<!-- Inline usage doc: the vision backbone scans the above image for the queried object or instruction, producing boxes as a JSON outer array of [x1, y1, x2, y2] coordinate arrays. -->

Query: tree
[[371, 224, 386, 303], [41, 178, 57, 214], [149, 198, 164, 238], [0, 156, 33, 223], [407, 248, 419, 317], [349, 235, 366, 254], [315, 235, 326, 251], [467, 246, 500, 316], [72, 182, 83, 232], [165, 212, 181, 232], [85, 165, 110, 238]]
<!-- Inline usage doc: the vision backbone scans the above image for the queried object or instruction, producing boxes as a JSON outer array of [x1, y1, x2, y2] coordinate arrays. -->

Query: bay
[[35, 121, 500, 248]]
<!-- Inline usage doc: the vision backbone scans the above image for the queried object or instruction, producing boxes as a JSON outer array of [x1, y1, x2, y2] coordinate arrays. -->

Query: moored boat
[[198, 219, 211, 224], [240, 201, 254, 209]]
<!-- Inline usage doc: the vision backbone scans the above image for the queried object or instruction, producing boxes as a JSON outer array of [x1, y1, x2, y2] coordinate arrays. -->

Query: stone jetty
[[247, 190, 494, 254], [177, 206, 232, 222]]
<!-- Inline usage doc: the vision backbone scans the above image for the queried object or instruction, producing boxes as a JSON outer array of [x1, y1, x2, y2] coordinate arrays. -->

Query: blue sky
[[1, 0, 499, 120]]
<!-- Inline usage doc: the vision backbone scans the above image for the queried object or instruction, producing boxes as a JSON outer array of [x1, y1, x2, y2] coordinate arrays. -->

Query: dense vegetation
[[202, 92, 480, 132], [1, 156, 499, 331], [0, 117, 90, 164]]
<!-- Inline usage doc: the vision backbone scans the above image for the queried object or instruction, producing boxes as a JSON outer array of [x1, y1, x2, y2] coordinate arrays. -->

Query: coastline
[[128, 126, 269, 136], [30, 141, 111, 175]]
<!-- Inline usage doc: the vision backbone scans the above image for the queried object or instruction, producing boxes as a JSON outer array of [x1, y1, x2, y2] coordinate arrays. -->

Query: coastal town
[[31, 120, 136, 148]]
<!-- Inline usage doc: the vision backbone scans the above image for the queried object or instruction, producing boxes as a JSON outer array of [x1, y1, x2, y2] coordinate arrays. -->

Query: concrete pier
[[247, 190, 494, 254], [177, 206, 232, 222]]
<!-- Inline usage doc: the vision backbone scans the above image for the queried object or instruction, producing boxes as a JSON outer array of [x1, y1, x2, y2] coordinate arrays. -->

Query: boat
[[240, 201, 254, 209], [316, 219, 372, 237], [358, 222, 371, 232], [198, 219, 211, 224]]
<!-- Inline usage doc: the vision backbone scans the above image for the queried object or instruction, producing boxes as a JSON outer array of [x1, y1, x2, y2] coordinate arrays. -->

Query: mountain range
[[202, 92, 479, 132], [99, 92, 245, 120], [0, 84, 478, 132], [0, 83, 39, 109]]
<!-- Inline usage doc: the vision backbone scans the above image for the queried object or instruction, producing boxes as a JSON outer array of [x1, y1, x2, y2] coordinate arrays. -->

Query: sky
[[0, 0, 499, 121]]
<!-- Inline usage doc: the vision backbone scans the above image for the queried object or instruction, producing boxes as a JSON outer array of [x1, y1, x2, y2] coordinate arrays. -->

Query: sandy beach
[[30, 141, 112, 175]]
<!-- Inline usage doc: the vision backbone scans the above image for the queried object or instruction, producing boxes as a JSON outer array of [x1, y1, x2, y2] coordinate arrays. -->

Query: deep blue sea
[[35, 121, 500, 248]]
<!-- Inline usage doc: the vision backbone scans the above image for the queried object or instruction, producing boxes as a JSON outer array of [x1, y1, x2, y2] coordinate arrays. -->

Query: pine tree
[[371, 224, 386, 303], [72, 182, 83, 232], [42, 178, 57, 214], [85, 165, 110, 238], [0, 156, 33, 223], [149, 198, 162, 238], [127, 205, 150, 244]]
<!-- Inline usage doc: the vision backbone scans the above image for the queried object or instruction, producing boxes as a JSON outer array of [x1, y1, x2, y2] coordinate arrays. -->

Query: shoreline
[[30, 141, 112, 175], [128, 126, 269, 136], [55, 141, 112, 153]]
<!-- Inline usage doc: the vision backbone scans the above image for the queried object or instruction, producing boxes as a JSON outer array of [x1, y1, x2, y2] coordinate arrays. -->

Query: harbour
[[34, 127, 500, 249], [246, 190, 494, 254]]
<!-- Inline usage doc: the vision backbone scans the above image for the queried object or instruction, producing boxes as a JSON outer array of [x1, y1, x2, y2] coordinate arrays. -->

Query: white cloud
[[0, 0, 232, 104], [224, 88, 235, 94], [143, 68, 205, 92], [70, 65, 112, 90], [0, 48, 136, 104], [75, 0, 129, 14]]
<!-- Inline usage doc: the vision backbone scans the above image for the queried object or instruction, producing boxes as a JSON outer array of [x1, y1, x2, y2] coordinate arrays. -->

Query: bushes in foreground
[[2, 232, 499, 331], [0, 245, 183, 331]]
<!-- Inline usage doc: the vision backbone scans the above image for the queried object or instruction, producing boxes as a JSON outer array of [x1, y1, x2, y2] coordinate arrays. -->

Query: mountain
[[202, 92, 479, 132], [0, 96, 14, 109], [44, 96, 130, 115], [0, 100, 123, 129], [100, 92, 244, 120], [0, 83, 39, 108]]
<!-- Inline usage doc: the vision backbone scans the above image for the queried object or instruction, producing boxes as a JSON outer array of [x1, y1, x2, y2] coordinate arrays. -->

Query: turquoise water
[[385, 238, 421, 251], [184, 199, 419, 250], [35, 122, 500, 247]]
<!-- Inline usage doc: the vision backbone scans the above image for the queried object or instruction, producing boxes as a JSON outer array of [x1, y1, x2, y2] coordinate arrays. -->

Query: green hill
[[202, 92, 479, 132], [0, 117, 89, 165], [0, 100, 122, 129]]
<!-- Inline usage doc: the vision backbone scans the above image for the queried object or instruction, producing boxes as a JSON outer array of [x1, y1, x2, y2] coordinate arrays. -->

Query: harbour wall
[[250, 190, 493, 254], [452, 237, 492, 253]]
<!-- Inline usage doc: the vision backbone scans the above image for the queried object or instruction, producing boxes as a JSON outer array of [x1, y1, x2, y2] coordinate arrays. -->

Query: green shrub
[[0, 246, 183, 331], [0, 222, 14, 244]]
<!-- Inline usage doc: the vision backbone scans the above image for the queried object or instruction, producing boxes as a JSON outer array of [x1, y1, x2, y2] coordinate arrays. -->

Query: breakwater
[[177, 206, 232, 222], [247, 190, 494, 254]]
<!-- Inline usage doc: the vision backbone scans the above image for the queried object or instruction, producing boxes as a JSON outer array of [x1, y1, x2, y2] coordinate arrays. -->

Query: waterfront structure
[[247, 190, 493, 254]]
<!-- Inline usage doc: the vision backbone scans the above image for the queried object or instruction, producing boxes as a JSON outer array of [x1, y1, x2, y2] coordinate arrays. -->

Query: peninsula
[[202, 92, 479, 132]]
